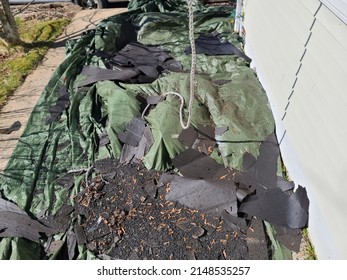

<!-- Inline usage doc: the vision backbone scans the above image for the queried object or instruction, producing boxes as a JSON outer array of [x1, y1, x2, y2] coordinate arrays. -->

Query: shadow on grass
[[19, 41, 51, 49]]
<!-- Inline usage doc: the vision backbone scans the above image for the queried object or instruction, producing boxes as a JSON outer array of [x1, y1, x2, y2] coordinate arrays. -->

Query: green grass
[[302, 228, 317, 260], [0, 18, 70, 107]]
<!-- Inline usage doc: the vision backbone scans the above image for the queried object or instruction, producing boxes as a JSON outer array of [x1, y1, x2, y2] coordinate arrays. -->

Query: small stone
[[192, 227, 205, 239], [176, 220, 190, 231]]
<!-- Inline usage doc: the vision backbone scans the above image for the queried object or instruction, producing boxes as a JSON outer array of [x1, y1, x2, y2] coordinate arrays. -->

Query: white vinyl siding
[[243, 0, 347, 259]]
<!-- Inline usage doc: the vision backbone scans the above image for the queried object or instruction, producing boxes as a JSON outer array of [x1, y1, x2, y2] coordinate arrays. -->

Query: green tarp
[[0, 0, 275, 259]]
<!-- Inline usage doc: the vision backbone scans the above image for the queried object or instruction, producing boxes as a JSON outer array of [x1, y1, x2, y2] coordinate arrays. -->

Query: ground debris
[[73, 158, 248, 260], [10, 3, 79, 21]]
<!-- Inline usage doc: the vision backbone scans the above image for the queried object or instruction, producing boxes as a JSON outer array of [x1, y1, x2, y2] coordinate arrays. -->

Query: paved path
[[0, 6, 127, 173]]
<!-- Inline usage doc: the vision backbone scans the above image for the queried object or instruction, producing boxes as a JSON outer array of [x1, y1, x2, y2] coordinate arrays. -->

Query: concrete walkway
[[0, 6, 127, 173]]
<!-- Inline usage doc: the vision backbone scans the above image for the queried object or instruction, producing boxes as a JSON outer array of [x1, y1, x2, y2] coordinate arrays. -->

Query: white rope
[[163, 0, 196, 130], [68, 165, 94, 188]]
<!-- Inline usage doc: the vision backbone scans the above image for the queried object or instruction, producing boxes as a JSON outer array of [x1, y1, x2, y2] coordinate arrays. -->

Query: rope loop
[[162, 0, 196, 130]]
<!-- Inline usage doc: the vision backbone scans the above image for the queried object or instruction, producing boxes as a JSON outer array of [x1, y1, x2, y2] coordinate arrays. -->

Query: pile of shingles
[[165, 127, 309, 258], [66, 123, 309, 259], [115, 119, 309, 234], [0, 78, 309, 260]]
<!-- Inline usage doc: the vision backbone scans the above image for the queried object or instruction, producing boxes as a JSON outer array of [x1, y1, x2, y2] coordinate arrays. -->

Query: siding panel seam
[[280, 3, 323, 125]]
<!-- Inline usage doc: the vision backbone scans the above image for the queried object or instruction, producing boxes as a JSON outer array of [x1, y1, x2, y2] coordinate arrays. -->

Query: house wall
[[243, 0, 347, 259]]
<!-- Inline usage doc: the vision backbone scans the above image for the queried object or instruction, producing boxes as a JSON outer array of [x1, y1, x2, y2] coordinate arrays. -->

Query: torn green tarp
[[127, 72, 274, 169], [0, 2, 276, 259], [0, 237, 42, 260], [96, 81, 141, 158]]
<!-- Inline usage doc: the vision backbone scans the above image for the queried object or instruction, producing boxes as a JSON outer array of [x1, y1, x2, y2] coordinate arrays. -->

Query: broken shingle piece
[[146, 95, 165, 105], [246, 218, 269, 260], [236, 185, 255, 202], [172, 148, 230, 180], [277, 176, 295, 192], [56, 173, 75, 190], [215, 126, 229, 136], [178, 127, 198, 148], [119, 125, 154, 164], [78, 66, 140, 87], [273, 225, 302, 253], [117, 117, 146, 147], [220, 210, 248, 233], [45, 240, 65, 256], [166, 175, 237, 216], [178, 125, 216, 155], [238, 186, 309, 229], [111, 42, 183, 78], [67, 228, 77, 260], [185, 33, 252, 63], [0, 197, 57, 241], [99, 131, 110, 147], [39, 204, 74, 233], [234, 133, 280, 191]]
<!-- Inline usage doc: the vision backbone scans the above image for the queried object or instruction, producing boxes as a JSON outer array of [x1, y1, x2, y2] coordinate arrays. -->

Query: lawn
[[0, 17, 70, 107]]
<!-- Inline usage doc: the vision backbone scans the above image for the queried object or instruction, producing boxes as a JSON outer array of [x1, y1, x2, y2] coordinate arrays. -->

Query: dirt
[[72, 158, 249, 260]]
